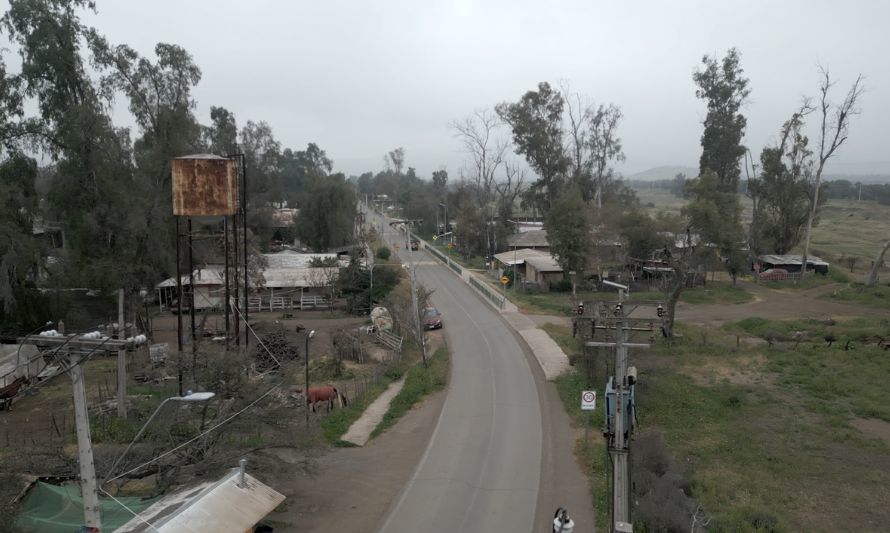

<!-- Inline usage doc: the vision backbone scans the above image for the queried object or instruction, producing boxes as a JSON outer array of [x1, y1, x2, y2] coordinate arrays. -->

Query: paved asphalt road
[[371, 212, 544, 533]]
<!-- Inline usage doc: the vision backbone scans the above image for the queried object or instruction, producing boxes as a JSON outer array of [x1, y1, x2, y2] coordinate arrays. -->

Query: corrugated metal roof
[[507, 230, 549, 248], [157, 253, 346, 289], [493, 248, 550, 266], [114, 468, 285, 533], [526, 254, 563, 272], [758, 254, 829, 266]]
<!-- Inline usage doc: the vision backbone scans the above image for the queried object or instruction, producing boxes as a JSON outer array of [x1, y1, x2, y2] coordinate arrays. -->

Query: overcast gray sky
[[80, 0, 889, 179]]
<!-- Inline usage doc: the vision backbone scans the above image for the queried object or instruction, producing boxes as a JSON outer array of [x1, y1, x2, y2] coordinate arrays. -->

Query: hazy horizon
[[26, 1, 889, 180]]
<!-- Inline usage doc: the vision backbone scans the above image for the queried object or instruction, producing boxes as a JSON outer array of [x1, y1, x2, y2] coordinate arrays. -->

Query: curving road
[[371, 211, 543, 533]]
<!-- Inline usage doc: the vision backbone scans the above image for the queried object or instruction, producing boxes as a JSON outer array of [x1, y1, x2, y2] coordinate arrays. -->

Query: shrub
[[633, 431, 700, 532], [376, 246, 391, 260]]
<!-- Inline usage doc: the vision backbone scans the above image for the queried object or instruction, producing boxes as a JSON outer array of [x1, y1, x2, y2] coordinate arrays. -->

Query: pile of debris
[[254, 330, 300, 372]]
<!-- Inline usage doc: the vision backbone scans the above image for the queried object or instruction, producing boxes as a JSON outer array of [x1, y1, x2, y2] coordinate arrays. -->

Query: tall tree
[[240, 120, 281, 201], [204, 106, 238, 154], [545, 187, 592, 288], [452, 109, 507, 262], [800, 68, 864, 280], [431, 168, 448, 195], [3, 0, 138, 289], [689, 48, 750, 284], [0, 153, 40, 320], [497, 82, 569, 211], [754, 106, 825, 255], [296, 173, 356, 252], [89, 37, 204, 287], [587, 103, 625, 208], [693, 47, 750, 193]]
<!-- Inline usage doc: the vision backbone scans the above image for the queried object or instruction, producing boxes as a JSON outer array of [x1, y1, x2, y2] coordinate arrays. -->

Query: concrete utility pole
[[405, 229, 427, 366], [71, 351, 101, 530], [583, 283, 653, 533], [117, 288, 127, 418]]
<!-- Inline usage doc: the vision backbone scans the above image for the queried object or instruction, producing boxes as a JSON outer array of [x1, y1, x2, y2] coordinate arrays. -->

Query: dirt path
[[528, 281, 889, 329], [677, 281, 890, 325], [266, 390, 446, 532]]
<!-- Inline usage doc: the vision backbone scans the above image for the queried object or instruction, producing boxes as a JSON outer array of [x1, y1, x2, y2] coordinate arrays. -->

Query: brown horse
[[0, 376, 31, 411], [303, 386, 348, 413]]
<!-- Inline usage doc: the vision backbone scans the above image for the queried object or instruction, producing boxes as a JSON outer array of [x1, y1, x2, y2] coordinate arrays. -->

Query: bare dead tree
[[496, 160, 527, 219], [866, 240, 890, 287], [588, 103, 626, 209], [451, 109, 507, 206], [800, 68, 864, 281], [451, 109, 508, 263], [388, 147, 405, 176], [561, 81, 593, 183]]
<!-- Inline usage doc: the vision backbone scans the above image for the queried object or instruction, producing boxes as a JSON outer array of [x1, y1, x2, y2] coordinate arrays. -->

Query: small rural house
[[756, 254, 830, 275], [494, 248, 564, 289], [155, 252, 345, 312]]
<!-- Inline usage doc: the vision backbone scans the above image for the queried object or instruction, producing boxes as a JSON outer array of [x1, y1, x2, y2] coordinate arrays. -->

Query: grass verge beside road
[[372, 346, 449, 438], [543, 314, 890, 531]]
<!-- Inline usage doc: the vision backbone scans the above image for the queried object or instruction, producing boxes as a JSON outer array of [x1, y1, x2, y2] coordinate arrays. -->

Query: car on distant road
[[422, 307, 442, 330], [759, 268, 789, 281], [410, 238, 420, 251]]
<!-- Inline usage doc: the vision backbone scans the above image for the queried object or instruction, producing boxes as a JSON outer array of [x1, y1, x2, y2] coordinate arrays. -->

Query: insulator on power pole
[[614, 303, 622, 316]]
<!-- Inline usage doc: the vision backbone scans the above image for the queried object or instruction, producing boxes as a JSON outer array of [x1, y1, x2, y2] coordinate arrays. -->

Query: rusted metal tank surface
[[172, 154, 239, 216]]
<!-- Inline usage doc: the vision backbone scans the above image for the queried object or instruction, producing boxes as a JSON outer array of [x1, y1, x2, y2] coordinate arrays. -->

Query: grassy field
[[544, 316, 890, 531], [823, 281, 890, 309], [635, 188, 890, 265], [502, 281, 752, 316]]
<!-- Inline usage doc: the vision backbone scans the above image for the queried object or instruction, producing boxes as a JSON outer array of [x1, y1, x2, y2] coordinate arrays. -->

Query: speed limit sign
[[581, 390, 596, 410]]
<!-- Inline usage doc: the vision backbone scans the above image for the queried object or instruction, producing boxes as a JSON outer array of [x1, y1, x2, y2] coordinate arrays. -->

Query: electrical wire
[[104, 296, 291, 485], [104, 381, 282, 485], [98, 487, 161, 532]]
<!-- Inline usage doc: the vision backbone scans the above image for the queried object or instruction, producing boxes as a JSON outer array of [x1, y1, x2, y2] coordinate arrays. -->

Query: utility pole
[[582, 282, 653, 533], [70, 350, 101, 530], [405, 228, 427, 366], [117, 288, 127, 418]]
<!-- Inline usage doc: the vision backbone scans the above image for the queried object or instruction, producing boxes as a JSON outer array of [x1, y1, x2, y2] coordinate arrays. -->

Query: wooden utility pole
[[117, 288, 127, 418]]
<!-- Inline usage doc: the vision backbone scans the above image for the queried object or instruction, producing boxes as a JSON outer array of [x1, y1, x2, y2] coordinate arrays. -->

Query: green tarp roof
[[17, 482, 158, 533]]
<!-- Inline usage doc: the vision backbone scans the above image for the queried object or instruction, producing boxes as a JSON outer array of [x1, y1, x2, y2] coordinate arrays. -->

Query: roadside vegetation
[[372, 346, 449, 438], [545, 314, 890, 531]]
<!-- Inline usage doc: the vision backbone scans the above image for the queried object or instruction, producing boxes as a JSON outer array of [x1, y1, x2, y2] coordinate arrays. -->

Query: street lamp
[[103, 391, 216, 485], [305, 330, 316, 428]]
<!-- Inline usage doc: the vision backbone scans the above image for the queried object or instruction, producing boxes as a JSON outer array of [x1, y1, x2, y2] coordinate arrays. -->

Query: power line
[[104, 299, 288, 485], [98, 487, 161, 533]]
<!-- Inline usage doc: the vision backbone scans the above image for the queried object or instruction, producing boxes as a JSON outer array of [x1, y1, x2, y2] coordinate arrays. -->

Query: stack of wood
[[254, 330, 300, 371]]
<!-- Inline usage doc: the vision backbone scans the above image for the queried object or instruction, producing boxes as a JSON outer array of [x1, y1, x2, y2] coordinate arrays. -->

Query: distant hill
[[627, 165, 698, 181]]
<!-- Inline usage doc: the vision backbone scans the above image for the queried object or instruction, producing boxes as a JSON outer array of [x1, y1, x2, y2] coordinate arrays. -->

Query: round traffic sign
[[582, 391, 595, 403], [501, 276, 510, 285]]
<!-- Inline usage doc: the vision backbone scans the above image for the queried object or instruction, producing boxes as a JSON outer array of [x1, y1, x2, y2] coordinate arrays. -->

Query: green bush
[[376, 246, 391, 260]]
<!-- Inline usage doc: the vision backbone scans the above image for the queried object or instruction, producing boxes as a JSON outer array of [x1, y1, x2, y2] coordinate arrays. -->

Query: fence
[[469, 276, 505, 309], [374, 329, 404, 353]]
